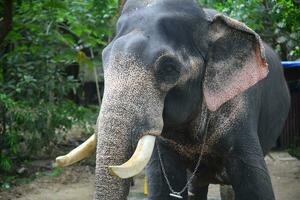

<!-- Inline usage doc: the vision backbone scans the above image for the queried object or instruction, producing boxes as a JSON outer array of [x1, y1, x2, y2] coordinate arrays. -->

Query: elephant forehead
[[123, 0, 199, 14], [117, 0, 207, 40], [104, 53, 154, 84]]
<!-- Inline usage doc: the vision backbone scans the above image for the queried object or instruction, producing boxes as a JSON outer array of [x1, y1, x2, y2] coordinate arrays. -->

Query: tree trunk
[[0, 0, 13, 45]]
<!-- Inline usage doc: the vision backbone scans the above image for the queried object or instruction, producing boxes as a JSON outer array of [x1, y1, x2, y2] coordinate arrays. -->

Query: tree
[[0, 0, 118, 175]]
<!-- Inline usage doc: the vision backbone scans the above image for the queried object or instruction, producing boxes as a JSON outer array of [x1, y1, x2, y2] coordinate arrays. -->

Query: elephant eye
[[155, 57, 181, 88]]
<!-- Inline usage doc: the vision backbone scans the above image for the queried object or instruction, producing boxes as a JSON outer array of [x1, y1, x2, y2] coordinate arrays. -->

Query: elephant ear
[[203, 14, 269, 111]]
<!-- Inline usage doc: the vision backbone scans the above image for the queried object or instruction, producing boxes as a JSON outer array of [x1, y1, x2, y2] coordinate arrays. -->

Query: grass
[[48, 168, 63, 177]]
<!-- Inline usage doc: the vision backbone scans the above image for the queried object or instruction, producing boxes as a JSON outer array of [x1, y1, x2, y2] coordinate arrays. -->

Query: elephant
[[55, 0, 290, 200]]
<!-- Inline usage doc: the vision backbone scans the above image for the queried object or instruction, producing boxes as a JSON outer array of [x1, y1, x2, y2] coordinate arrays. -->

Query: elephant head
[[56, 0, 268, 199]]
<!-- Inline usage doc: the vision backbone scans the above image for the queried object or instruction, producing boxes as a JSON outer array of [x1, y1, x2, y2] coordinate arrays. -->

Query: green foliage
[[198, 0, 300, 60], [0, 0, 118, 174], [288, 147, 300, 160], [48, 168, 63, 177], [0, 93, 97, 172]]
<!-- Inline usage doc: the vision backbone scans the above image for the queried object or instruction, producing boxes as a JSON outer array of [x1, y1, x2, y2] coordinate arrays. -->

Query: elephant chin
[[55, 134, 157, 179]]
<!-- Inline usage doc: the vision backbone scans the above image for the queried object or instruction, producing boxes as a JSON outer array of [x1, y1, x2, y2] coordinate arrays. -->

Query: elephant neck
[[159, 102, 211, 160]]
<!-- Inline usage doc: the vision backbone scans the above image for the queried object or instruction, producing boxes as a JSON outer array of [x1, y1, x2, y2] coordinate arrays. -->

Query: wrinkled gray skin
[[95, 0, 290, 200]]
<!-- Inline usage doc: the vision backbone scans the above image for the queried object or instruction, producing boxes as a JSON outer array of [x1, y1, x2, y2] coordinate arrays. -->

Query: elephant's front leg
[[188, 185, 209, 200], [146, 141, 188, 200], [225, 136, 275, 200], [187, 170, 209, 200]]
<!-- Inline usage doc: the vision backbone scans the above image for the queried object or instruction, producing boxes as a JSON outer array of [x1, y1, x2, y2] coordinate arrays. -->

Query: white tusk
[[55, 134, 96, 167], [109, 135, 156, 179]]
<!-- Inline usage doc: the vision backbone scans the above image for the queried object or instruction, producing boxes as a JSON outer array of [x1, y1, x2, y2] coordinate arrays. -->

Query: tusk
[[109, 135, 156, 179], [55, 134, 96, 167]]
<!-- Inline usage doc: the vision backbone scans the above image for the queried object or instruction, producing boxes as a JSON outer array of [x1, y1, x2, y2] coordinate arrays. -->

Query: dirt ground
[[0, 152, 299, 200]]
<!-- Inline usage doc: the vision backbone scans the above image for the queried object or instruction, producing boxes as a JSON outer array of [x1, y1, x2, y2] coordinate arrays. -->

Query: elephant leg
[[225, 150, 275, 200], [146, 141, 188, 200], [188, 185, 208, 200]]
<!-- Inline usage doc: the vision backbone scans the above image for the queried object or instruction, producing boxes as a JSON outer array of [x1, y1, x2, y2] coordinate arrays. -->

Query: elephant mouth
[[55, 132, 159, 179]]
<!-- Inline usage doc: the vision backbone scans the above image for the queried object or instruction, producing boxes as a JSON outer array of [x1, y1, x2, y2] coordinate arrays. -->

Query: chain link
[[156, 113, 210, 196]]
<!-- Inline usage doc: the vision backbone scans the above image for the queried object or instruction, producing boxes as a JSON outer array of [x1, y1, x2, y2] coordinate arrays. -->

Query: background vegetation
[[0, 0, 299, 188], [0, 0, 119, 186]]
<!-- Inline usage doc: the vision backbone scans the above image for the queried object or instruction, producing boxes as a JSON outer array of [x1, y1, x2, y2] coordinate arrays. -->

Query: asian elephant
[[55, 0, 290, 200]]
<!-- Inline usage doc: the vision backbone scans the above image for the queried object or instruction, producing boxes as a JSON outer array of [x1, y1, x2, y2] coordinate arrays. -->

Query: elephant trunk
[[56, 53, 164, 200], [94, 106, 131, 199], [56, 52, 164, 199], [94, 89, 163, 199]]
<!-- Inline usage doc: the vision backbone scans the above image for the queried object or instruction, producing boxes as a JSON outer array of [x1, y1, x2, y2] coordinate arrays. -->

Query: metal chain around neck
[[156, 112, 210, 198]]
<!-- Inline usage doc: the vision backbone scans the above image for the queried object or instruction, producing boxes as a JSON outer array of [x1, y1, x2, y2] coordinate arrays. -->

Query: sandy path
[[0, 152, 299, 200]]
